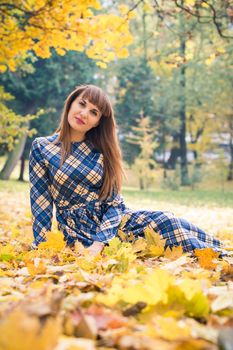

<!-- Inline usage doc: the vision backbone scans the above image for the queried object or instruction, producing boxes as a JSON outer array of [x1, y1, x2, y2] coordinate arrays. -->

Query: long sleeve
[[29, 138, 53, 249], [95, 188, 126, 244]]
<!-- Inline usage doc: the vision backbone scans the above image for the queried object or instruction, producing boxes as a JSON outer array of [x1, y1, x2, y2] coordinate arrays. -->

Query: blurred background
[[0, 0, 232, 203]]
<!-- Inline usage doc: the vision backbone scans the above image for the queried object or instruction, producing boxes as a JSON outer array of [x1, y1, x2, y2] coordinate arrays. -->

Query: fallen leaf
[[26, 258, 47, 276], [148, 316, 190, 341], [211, 291, 233, 312], [55, 336, 96, 350], [0, 307, 61, 350], [164, 246, 183, 260], [194, 248, 221, 270], [38, 230, 66, 252], [144, 227, 166, 257]]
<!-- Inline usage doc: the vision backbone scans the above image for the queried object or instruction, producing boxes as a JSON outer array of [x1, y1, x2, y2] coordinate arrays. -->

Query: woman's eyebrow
[[81, 98, 100, 113]]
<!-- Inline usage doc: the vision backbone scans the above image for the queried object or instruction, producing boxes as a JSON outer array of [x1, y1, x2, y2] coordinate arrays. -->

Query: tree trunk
[[139, 169, 144, 190], [227, 128, 233, 181], [18, 153, 26, 181], [0, 121, 29, 180], [166, 143, 180, 169], [142, 6, 148, 63], [178, 7, 189, 185]]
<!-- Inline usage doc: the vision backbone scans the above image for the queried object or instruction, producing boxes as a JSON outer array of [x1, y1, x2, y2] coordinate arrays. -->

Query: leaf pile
[[0, 197, 233, 350]]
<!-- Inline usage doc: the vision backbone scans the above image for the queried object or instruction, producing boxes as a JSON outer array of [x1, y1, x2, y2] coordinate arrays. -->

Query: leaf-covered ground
[[0, 187, 233, 350]]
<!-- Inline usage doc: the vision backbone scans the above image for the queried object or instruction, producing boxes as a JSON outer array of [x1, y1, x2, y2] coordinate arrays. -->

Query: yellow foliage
[[117, 229, 128, 242], [164, 246, 183, 260], [132, 237, 147, 253], [0, 244, 16, 262], [195, 248, 221, 270], [0, 1, 134, 71], [97, 268, 173, 306], [96, 61, 107, 69], [144, 227, 166, 256], [38, 230, 66, 252], [178, 279, 203, 301], [184, 0, 196, 6], [0, 189, 232, 348], [148, 316, 191, 341], [143, 2, 155, 14], [0, 308, 61, 350], [26, 258, 47, 276], [118, 4, 129, 15]]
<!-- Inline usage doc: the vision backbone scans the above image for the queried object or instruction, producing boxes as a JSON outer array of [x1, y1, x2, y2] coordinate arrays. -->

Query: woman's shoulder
[[36, 133, 59, 143], [32, 133, 60, 148], [32, 134, 102, 158]]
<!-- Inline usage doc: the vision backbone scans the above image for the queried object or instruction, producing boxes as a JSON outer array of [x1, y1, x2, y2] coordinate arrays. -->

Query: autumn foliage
[[0, 198, 232, 350], [0, 1, 134, 72]]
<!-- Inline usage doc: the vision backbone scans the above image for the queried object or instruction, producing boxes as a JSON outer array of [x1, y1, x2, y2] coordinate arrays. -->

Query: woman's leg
[[120, 209, 223, 253]]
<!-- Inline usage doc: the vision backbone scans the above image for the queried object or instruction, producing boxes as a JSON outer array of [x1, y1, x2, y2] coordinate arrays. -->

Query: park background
[[0, 1, 233, 350], [0, 0, 232, 235]]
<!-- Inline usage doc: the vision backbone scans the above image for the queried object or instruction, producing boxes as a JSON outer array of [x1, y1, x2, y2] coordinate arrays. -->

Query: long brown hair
[[51, 84, 126, 200]]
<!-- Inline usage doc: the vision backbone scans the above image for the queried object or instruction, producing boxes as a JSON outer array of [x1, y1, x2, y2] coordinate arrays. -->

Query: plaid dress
[[29, 133, 223, 253]]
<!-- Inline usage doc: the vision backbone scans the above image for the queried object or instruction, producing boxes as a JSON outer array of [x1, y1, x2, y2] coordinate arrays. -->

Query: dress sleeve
[[95, 188, 126, 244], [29, 138, 53, 249]]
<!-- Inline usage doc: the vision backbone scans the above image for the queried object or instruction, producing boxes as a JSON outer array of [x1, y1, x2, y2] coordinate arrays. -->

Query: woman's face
[[67, 93, 102, 141]]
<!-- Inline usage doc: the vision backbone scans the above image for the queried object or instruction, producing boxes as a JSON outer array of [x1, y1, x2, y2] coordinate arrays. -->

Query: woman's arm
[[29, 138, 54, 249]]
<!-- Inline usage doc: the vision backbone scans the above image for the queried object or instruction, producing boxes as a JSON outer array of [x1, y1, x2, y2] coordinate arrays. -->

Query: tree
[[125, 0, 232, 185], [115, 57, 157, 165], [126, 112, 157, 190], [0, 86, 41, 151], [0, 1, 134, 72]]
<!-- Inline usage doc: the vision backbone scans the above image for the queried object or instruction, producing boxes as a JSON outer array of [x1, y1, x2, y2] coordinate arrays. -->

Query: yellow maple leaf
[[144, 227, 166, 256], [38, 230, 66, 252], [119, 214, 130, 229], [178, 279, 203, 301], [144, 269, 174, 304], [148, 245, 164, 257], [132, 237, 147, 254], [194, 248, 220, 269], [117, 229, 128, 242], [164, 245, 183, 260], [26, 258, 47, 276]]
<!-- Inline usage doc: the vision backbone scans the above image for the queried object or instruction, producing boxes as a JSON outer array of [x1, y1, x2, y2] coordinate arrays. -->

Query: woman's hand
[[87, 241, 105, 256]]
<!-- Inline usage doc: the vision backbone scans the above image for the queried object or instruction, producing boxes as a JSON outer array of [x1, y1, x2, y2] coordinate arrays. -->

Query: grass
[[0, 179, 233, 208], [0, 179, 29, 193], [1, 156, 232, 207], [122, 187, 233, 208]]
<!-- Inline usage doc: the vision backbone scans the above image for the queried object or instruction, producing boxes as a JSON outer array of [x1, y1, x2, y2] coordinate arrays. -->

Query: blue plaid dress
[[29, 133, 223, 253]]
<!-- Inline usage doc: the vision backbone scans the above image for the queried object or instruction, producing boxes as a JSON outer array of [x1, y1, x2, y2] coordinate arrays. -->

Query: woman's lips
[[75, 117, 85, 125]]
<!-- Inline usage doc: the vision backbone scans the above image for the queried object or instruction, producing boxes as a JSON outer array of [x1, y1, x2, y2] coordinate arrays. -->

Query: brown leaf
[[122, 302, 147, 316], [220, 263, 233, 282]]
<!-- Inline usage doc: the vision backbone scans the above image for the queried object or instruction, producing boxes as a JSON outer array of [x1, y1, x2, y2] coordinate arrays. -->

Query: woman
[[29, 84, 224, 255]]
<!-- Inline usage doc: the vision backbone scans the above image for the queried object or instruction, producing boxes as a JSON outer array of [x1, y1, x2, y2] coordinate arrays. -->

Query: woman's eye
[[91, 111, 97, 116]]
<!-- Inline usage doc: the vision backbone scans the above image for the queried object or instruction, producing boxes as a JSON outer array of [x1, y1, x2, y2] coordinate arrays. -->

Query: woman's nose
[[79, 108, 88, 118]]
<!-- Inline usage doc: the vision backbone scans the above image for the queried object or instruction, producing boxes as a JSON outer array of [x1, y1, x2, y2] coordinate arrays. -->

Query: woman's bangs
[[81, 87, 111, 117]]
